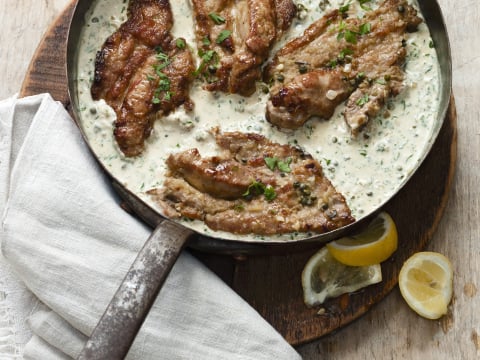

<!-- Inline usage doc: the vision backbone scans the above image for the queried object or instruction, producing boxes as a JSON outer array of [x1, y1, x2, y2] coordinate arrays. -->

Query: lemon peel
[[326, 211, 398, 266]]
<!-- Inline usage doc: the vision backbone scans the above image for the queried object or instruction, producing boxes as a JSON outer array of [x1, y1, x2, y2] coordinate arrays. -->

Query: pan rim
[[66, 0, 452, 248]]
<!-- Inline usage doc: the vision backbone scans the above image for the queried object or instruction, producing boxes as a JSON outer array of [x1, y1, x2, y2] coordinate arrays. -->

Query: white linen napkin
[[0, 94, 301, 359]]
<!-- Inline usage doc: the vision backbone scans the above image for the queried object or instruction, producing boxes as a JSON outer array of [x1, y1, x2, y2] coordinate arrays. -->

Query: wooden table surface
[[1, 0, 479, 358]]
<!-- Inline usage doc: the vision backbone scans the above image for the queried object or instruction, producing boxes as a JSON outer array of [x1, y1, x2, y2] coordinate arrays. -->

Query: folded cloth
[[0, 94, 301, 359]]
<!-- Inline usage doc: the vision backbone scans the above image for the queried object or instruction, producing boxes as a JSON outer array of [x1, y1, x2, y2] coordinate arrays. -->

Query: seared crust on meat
[[148, 129, 354, 235], [91, 0, 195, 157], [191, 0, 296, 96], [265, 0, 422, 133]]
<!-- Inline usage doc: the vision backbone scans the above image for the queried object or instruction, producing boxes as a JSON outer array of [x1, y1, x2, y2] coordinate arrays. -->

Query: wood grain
[[5, 0, 480, 358]]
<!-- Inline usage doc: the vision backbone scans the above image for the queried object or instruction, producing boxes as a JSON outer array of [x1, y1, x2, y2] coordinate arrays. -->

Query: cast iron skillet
[[66, 0, 451, 358]]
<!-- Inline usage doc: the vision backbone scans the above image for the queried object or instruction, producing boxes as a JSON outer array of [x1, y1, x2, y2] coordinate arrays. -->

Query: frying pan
[[66, 0, 451, 358]]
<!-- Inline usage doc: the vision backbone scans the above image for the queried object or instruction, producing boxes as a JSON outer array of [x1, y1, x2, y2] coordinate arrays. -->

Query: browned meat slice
[[165, 148, 275, 200], [191, 0, 296, 96], [148, 130, 354, 235], [91, 0, 195, 157], [267, 68, 351, 129], [264, 0, 422, 133]]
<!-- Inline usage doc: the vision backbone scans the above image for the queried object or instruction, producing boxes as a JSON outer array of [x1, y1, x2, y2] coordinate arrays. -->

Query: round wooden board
[[21, 1, 457, 346]]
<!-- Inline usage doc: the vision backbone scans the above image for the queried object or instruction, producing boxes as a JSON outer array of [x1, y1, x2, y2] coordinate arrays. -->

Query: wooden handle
[[77, 221, 192, 359]]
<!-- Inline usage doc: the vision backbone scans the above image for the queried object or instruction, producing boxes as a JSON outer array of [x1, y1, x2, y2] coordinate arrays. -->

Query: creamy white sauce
[[74, 0, 442, 241]]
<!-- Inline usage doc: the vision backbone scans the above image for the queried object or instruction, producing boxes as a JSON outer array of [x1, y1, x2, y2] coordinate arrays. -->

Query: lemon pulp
[[301, 247, 382, 306], [398, 251, 453, 319]]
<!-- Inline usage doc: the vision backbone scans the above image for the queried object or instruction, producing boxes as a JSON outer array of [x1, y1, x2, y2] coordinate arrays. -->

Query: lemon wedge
[[398, 252, 453, 319], [326, 211, 398, 266], [301, 247, 382, 306]]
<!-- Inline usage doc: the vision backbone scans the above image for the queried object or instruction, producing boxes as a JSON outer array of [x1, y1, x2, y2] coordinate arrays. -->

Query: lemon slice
[[326, 211, 398, 266], [301, 247, 382, 306], [398, 252, 453, 319]]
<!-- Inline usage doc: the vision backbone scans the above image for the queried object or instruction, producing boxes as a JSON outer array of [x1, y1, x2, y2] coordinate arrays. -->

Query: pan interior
[[67, 0, 451, 244]]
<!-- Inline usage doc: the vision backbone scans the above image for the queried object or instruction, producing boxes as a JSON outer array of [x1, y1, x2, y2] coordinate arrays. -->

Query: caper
[[299, 64, 308, 74], [326, 209, 337, 219], [208, 65, 217, 74]]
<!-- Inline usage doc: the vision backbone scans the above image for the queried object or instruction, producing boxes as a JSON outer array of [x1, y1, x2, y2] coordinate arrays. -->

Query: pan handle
[[77, 220, 193, 359]]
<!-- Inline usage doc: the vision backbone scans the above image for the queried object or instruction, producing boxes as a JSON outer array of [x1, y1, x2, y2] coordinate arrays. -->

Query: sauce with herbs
[[74, 0, 442, 241]]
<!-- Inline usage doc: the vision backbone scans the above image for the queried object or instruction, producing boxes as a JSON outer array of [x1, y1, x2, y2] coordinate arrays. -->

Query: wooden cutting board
[[21, 1, 457, 346]]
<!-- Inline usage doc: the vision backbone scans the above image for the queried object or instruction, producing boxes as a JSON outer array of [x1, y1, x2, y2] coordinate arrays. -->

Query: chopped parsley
[[358, 0, 372, 11], [338, 48, 354, 60], [152, 74, 173, 103], [264, 185, 277, 201], [151, 52, 174, 104], [208, 12, 226, 25], [264, 157, 292, 172], [175, 38, 186, 49], [339, 2, 350, 13], [328, 59, 338, 68], [359, 22, 371, 35], [154, 50, 170, 72], [216, 30, 232, 44], [337, 19, 371, 44], [356, 93, 370, 106], [193, 49, 218, 77], [243, 180, 277, 201], [344, 29, 357, 44]]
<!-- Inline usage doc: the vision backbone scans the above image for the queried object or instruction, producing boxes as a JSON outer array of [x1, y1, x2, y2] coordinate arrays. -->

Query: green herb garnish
[[359, 22, 371, 35], [208, 12, 226, 25], [176, 38, 186, 49], [339, 2, 350, 13], [358, 0, 372, 11], [264, 185, 277, 201], [328, 59, 338, 68], [164, 91, 173, 101], [151, 53, 173, 104], [338, 48, 353, 59], [216, 30, 232, 44], [243, 180, 277, 201], [193, 49, 218, 76], [356, 93, 369, 106], [264, 157, 277, 171], [344, 29, 357, 44], [264, 157, 292, 173]]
